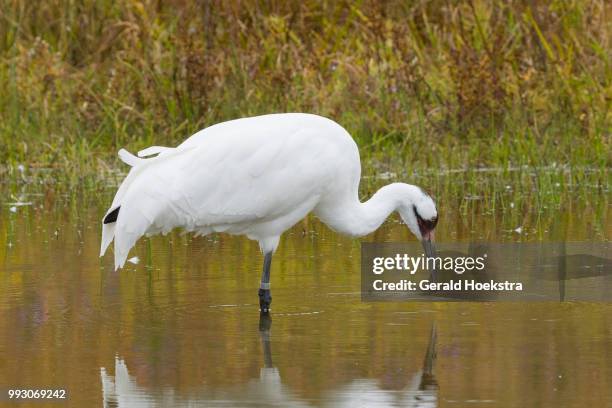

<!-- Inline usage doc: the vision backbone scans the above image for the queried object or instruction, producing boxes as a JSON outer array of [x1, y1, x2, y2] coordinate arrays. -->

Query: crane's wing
[[101, 122, 342, 269]]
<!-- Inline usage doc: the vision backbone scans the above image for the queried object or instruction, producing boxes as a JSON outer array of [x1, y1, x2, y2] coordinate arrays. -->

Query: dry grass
[[0, 0, 610, 179]]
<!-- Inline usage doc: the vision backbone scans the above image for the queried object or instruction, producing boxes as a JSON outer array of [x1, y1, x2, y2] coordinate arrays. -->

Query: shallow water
[[0, 180, 610, 407]]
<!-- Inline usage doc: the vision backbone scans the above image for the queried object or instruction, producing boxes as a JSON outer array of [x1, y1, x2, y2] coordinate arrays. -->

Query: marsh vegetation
[[0, 1, 609, 178]]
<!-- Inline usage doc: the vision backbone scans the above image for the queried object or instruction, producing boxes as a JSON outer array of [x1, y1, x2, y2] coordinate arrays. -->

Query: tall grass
[[0, 0, 609, 179]]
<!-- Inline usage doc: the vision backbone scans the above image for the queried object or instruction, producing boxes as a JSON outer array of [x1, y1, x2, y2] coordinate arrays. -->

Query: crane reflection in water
[[101, 316, 439, 407]]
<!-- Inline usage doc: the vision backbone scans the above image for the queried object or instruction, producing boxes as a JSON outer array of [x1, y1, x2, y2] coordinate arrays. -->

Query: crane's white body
[[101, 113, 436, 270]]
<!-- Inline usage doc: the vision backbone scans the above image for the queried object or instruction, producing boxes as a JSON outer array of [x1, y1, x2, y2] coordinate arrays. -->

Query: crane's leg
[[258, 252, 273, 313], [259, 313, 273, 367]]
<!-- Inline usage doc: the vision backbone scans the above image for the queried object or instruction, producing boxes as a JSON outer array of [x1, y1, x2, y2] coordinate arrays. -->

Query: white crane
[[100, 113, 438, 312]]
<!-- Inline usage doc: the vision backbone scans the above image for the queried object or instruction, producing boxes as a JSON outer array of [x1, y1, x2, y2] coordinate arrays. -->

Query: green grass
[[0, 0, 609, 183]]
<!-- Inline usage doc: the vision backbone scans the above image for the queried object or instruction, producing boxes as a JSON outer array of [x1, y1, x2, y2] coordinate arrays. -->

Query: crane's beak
[[421, 230, 436, 258], [421, 231, 437, 282]]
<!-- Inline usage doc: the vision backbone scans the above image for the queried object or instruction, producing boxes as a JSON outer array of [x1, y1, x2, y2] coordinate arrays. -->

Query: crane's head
[[399, 188, 438, 257]]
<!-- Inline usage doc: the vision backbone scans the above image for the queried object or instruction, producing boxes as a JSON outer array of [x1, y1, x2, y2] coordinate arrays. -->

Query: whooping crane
[[100, 113, 438, 312]]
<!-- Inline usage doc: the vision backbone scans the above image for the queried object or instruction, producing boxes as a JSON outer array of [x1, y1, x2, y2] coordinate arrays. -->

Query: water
[[0, 181, 610, 407]]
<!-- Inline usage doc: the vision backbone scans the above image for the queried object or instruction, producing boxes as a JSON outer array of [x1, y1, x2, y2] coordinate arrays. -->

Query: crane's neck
[[319, 183, 423, 237]]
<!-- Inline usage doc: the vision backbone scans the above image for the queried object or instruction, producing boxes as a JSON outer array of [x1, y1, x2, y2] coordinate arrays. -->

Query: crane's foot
[[258, 288, 272, 314]]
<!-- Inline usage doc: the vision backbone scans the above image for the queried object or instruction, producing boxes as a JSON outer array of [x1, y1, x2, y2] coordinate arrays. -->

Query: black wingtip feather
[[103, 206, 120, 224]]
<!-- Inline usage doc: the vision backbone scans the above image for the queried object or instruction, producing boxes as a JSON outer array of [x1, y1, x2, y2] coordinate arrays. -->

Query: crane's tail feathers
[[100, 223, 115, 257], [113, 209, 151, 270], [119, 146, 175, 167], [100, 205, 151, 269], [101, 144, 195, 269], [118, 148, 144, 167], [100, 206, 121, 257], [138, 146, 171, 158], [103, 206, 120, 224]]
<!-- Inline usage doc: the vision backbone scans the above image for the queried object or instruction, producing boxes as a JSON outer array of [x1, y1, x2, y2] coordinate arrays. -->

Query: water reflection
[[327, 324, 438, 408], [101, 316, 438, 407], [1, 183, 610, 407]]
